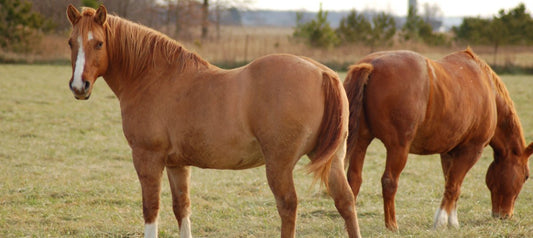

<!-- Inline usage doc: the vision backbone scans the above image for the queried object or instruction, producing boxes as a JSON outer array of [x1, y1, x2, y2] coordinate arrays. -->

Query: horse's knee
[[278, 194, 297, 210], [381, 175, 398, 197], [276, 194, 297, 218]]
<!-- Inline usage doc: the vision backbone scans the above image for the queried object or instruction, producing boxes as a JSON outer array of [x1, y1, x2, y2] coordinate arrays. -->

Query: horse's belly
[[204, 145, 265, 170], [409, 124, 492, 155], [167, 137, 265, 170]]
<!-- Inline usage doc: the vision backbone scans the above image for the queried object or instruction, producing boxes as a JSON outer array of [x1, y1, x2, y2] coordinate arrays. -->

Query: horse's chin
[[74, 93, 91, 100]]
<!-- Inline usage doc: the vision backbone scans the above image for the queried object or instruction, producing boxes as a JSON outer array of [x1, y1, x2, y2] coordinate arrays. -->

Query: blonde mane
[[80, 8, 209, 79]]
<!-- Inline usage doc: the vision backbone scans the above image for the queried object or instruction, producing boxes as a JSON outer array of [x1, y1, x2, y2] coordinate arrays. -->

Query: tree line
[[293, 3, 533, 53], [1, 0, 533, 56], [0, 0, 249, 53]]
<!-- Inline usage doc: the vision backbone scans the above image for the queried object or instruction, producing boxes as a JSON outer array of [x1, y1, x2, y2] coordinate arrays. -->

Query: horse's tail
[[307, 71, 348, 189], [344, 63, 374, 155]]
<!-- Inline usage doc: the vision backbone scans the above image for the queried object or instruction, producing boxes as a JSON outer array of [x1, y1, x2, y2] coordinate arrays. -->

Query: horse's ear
[[94, 5, 107, 25], [67, 4, 81, 25], [524, 142, 533, 158]]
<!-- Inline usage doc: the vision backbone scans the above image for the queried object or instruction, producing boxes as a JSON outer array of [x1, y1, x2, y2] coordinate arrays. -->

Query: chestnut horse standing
[[344, 49, 531, 231], [66, 5, 360, 238]]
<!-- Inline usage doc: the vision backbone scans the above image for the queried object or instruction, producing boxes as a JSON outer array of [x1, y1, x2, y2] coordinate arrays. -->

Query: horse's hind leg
[[381, 144, 409, 231], [327, 141, 361, 238], [434, 145, 483, 229], [263, 151, 299, 238], [132, 148, 166, 238], [167, 166, 192, 238], [346, 130, 373, 202]]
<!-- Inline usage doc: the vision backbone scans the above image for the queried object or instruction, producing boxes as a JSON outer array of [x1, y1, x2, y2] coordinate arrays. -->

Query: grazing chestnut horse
[[66, 5, 360, 238], [344, 48, 531, 231]]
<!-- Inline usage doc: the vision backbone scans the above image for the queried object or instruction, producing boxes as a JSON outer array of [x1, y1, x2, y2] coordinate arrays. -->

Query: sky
[[250, 0, 532, 17]]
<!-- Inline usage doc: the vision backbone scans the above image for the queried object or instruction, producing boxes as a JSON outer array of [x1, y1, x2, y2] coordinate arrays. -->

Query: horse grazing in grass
[[66, 5, 360, 238], [344, 48, 531, 231]]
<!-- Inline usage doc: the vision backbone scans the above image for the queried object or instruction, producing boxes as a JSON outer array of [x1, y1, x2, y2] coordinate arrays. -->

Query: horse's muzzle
[[70, 79, 92, 100]]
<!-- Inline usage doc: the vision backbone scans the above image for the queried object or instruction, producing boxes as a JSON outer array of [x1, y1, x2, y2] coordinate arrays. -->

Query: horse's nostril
[[84, 80, 91, 91]]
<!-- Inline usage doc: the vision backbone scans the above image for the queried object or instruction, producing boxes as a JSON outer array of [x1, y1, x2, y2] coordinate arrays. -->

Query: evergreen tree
[[453, 3, 533, 63], [401, 5, 448, 46], [0, 0, 50, 53], [336, 10, 395, 51], [336, 10, 371, 44], [81, 0, 101, 9], [293, 4, 339, 48], [367, 12, 396, 51]]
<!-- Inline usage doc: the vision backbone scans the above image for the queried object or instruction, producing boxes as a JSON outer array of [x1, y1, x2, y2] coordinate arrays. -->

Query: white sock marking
[[448, 208, 459, 228], [180, 216, 192, 238], [72, 36, 85, 91], [144, 222, 157, 238], [433, 208, 448, 229]]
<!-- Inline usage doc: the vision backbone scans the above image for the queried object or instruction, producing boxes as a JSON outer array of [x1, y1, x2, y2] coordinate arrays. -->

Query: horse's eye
[[96, 41, 103, 49], [68, 40, 73, 48]]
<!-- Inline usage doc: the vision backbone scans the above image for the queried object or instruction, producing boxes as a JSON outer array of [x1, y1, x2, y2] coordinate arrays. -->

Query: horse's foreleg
[[167, 166, 192, 238], [328, 141, 361, 238], [132, 148, 166, 238], [435, 146, 483, 229], [381, 145, 409, 231], [265, 159, 298, 238]]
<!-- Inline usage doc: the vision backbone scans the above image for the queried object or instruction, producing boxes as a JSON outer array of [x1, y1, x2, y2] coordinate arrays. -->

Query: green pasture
[[1, 64, 532, 237]]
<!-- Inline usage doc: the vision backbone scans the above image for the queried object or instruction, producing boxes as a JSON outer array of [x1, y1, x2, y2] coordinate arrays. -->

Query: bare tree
[[212, 0, 253, 39], [173, 0, 203, 39], [30, 0, 82, 31], [201, 0, 209, 39], [421, 2, 443, 31]]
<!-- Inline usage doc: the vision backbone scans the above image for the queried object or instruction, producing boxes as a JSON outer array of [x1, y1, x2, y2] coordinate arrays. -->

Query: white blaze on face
[[72, 31, 93, 92], [72, 35, 86, 91]]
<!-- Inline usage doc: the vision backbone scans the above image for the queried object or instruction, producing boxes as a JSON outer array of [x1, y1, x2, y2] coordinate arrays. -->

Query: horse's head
[[486, 143, 533, 218], [66, 4, 109, 100]]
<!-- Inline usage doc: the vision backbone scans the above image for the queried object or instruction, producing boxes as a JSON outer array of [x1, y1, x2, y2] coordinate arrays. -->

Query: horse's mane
[[463, 47, 525, 146], [463, 47, 515, 112], [81, 8, 209, 78], [463, 48, 513, 108]]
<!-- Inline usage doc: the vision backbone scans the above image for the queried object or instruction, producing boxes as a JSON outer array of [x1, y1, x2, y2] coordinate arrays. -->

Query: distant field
[[6, 26, 533, 73], [0, 65, 532, 237]]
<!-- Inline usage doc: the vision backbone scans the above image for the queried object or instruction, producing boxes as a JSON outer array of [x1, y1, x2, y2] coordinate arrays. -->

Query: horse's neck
[[101, 70, 124, 98], [103, 17, 209, 99], [490, 95, 526, 159]]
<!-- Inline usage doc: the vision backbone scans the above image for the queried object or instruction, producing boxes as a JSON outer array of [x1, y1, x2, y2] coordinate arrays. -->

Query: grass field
[[0, 64, 532, 237]]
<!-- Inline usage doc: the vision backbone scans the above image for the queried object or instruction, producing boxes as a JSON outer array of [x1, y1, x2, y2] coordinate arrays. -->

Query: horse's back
[[355, 50, 497, 154]]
